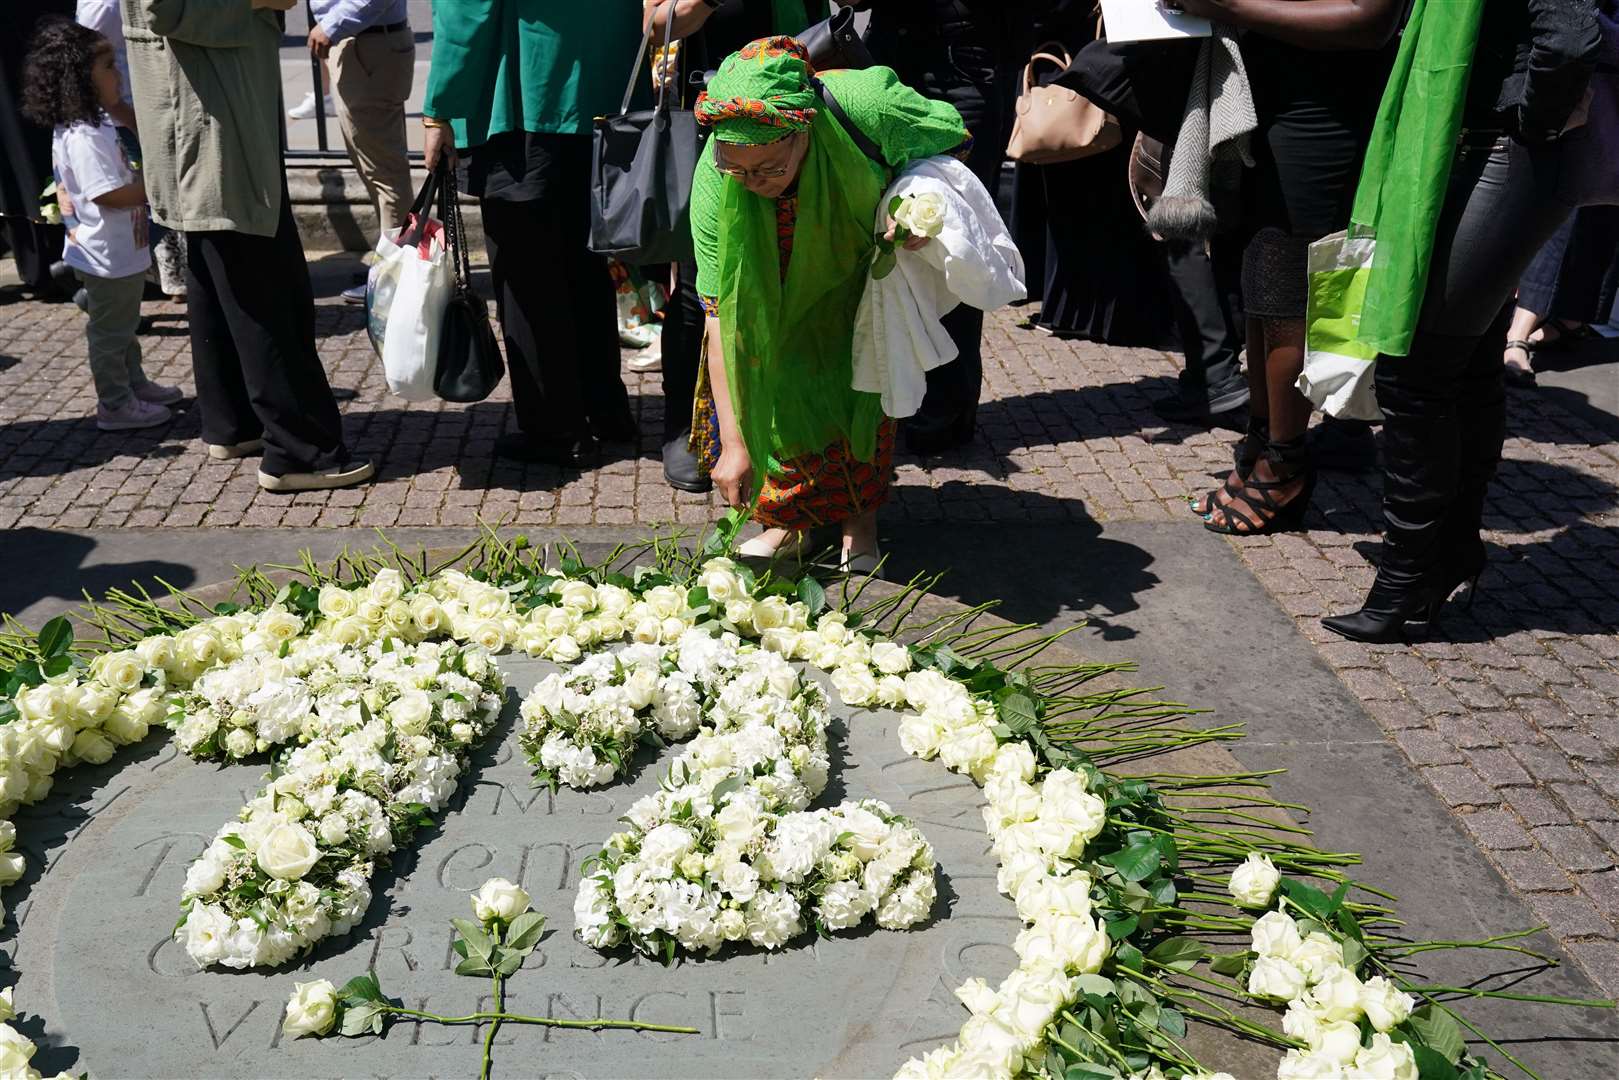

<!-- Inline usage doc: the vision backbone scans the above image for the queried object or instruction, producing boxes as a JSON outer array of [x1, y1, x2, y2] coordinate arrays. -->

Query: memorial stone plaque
[[10, 656, 1021, 1078]]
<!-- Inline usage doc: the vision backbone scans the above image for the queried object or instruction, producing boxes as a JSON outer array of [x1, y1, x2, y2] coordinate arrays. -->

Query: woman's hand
[[883, 216, 932, 252], [712, 442, 753, 509], [424, 123, 458, 173]]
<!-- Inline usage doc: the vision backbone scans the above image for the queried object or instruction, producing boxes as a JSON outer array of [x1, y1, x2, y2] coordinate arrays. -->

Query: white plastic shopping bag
[[366, 203, 451, 401], [1298, 228, 1384, 421]]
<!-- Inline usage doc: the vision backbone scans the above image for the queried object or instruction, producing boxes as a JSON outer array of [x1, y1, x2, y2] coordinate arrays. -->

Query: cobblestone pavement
[[2, 281, 1617, 992]]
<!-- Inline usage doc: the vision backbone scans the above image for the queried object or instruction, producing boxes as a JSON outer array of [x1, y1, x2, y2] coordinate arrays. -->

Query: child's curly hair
[[21, 18, 107, 130]]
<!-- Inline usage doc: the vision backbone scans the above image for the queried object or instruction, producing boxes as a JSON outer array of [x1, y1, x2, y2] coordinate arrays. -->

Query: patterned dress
[[695, 193, 898, 531]]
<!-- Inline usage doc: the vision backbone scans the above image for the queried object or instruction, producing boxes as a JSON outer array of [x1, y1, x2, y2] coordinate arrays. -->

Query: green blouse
[[691, 65, 969, 300], [423, 0, 644, 147]]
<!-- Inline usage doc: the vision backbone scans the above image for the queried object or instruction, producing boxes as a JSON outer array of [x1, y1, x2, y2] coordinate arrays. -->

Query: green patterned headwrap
[[695, 36, 819, 145]]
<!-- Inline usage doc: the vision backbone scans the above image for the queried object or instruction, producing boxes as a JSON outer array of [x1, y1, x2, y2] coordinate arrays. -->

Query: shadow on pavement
[[0, 528, 196, 624]]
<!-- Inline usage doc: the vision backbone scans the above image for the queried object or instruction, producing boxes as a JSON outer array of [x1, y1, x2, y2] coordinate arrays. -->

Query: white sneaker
[[206, 438, 264, 460], [258, 459, 375, 493], [97, 397, 172, 431], [286, 91, 335, 120], [133, 381, 185, 406]]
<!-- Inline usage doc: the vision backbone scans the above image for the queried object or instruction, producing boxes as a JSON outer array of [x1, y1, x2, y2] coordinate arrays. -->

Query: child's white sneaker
[[133, 381, 185, 406], [96, 397, 172, 431]]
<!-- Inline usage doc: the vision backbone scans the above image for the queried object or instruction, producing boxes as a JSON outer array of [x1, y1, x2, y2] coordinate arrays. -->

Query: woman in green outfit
[[693, 37, 968, 570]]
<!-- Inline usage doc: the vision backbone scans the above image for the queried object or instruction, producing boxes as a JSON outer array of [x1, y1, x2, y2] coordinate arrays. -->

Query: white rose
[[367, 568, 405, 604], [69, 728, 115, 765], [282, 978, 339, 1038], [451, 722, 475, 744], [558, 580, 597, 610], [225, 727, 257, 758], [256, 822, 321, 881], [752, 595, 790, 631], [0, 988, 13, 1024], [135, 634, 177, 672], [0, 1018, 36, 1071], [869, 641, 912, 675], [389, 690, 433, 735], [472, 877, 531, 924], [1247, 955, 1308, 1001], [1358, 976, 1415, 1033], [1291, 931, 1345, 983], [1353, 1033, 1418, 1080], [410, 597, 447, 635], [1228, 852, 1281, 909], [1277, 1050, 1349, 1080], [317, 814, 350, 846], [317, 584, 357, 620], [95, 651, 145, 693], [258, 608, 303, 644], [894, 191, 947, 238], [830, 665, 879, 707], [1305, 965, 1365, 1024], [1313, 1019, 1364, 1065], [1251, 910, 1303, 959]]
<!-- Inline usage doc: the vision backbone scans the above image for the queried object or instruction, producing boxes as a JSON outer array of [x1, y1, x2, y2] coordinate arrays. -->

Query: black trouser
[[482, 195, 629, 443], [1164, 238, 1244, 396], [186, 187, 348, 476], [1374, 139, 1573, 584], [662, 258, 705, 446], [866, 23, 1012, 438]]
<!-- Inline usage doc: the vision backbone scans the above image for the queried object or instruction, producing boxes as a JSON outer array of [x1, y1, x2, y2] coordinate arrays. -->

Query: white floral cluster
[[572, 634, 936, 957], [0, 988, 73, 1080], [517, 640, 700, 790], [891, 687, 1111, 1079], [506, 575, 700, 662], [0, 606, 298, 914], [177, 639, 503, 969], [1246, 909, 1418, 1080]]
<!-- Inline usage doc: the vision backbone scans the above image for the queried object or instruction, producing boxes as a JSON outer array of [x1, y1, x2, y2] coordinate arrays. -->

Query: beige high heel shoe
[[737, 530, 806, 560]]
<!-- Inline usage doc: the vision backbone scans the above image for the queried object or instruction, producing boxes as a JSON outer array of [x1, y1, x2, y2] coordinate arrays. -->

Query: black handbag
[[432, 164, 503, 404], [797, 7, 874, 72], [588, 14, 698, 263]]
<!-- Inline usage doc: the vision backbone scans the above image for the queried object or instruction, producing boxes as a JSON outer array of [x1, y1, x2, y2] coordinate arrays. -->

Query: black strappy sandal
[[1190, 417, 1269, 517], [1202, 437, 1316, 536], [1503, 339, 1537, 388]]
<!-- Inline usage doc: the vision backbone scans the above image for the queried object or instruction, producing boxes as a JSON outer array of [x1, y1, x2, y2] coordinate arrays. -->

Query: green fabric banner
[[1351, 0, 1485, 358]]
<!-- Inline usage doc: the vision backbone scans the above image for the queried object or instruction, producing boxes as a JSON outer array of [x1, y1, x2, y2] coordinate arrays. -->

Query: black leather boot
[[662, 431, 711, 493]]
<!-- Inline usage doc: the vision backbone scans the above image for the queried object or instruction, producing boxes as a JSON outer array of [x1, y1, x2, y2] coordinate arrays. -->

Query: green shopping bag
[[1298, 0, 1484, 416]]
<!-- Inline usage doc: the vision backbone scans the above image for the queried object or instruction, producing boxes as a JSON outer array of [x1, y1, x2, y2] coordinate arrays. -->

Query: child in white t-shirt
[[22, 19, 182, 431]]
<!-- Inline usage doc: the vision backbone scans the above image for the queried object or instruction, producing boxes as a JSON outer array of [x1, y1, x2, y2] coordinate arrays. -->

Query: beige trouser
[[330, 26, 415, 235]]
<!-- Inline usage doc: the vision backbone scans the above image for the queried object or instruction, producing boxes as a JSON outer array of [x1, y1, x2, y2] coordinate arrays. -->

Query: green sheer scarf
[[714, 105, 887, 479]]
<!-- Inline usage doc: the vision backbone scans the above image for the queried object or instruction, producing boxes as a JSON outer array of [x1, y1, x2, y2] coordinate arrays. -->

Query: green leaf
[[1064, 1066, 1118, 1080], [339, 1001, 385, 1037], [10, 661, 42, 689], [1208, 950, 1249, 976], [1070, 974, 1115, 1000], [710, 774, 746, 803], [1408, 1005, 1466, 1065], [1112, 942, 1145, 974], [888, 195, 905, 216], [997, 691, 1038, 734], [42, 655, 72, 678], [504, 910, 547, 954], [451, 917, 497, 977], [1411, 1044, 1460, 1080], [337, 972, 384, 1005], [797, 576, 827, 615], [220, 834, 246, 850], [1341, 936, 1369, 973], [494, 946, 527, 977], [37, 616, 73, 659], [453, 956, 491, 977], [1146, 936, 1205, 972], [1102, 841, 1162, 883], [1156, 1006, 1187, 1039], [1280, 878, 1337, 920], [871, 248, 898, 281], [0, 700, 18, 726], [1103, 912, 1139, 941]]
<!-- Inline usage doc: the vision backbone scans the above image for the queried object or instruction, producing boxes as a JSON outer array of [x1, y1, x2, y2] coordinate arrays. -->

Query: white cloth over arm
[[852, 155, 1027, 419]]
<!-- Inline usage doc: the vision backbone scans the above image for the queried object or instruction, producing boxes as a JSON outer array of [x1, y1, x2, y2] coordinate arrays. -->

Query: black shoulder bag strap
[[810, 76, 889, 171]]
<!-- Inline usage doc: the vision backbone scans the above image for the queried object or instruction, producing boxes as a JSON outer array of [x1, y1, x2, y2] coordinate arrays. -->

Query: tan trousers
[[330, 26, 415, 235]]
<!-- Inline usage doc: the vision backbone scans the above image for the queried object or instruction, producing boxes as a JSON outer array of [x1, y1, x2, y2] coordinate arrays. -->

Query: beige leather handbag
[[1005, 43, 1123, 165]]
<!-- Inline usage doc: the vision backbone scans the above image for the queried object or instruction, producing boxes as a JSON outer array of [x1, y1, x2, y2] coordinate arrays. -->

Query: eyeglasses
[[712, 134, 803, 181]]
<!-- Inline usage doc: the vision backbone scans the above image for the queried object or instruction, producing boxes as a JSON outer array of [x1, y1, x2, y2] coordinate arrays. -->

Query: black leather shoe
[[662, 434, 711, 493], [591, 411, 639, 443], [1321, 570, 1439, 644], [494, 432, 598, 467], [903, 413, 976, 455]]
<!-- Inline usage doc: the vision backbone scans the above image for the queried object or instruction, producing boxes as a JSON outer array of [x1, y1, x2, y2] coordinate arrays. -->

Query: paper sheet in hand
[[1100, 0, 1212, 42]]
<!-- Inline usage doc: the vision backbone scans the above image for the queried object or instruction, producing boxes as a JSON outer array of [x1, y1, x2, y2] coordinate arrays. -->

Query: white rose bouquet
[[177, 640, 504, 968]]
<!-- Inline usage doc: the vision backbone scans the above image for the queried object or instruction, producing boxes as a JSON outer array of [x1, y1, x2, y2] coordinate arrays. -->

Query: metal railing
[[281, 5, 427, 163]]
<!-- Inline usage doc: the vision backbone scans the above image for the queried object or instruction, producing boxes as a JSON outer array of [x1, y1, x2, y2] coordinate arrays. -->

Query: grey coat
[[120, 0, 284, 236]]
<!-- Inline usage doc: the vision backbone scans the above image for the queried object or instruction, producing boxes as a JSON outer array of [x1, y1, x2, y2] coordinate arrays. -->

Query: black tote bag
[[433, 163, 503, 404], [588, 14, 698, 263]]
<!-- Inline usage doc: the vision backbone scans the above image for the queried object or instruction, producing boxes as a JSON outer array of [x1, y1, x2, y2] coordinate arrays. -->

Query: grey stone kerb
[[8, 569, 1281, 1079]]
